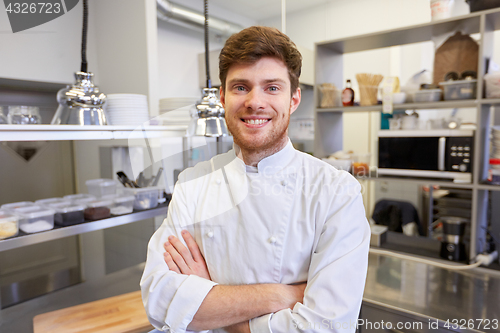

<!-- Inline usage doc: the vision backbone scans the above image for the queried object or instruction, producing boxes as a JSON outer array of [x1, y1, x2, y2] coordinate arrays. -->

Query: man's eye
[[268, 86, 278, 92], [236, 86, 246, 91]]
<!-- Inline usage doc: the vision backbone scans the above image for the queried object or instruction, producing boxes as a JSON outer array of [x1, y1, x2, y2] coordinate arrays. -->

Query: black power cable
[[81, 0, 88, 73], [204, 0, 211, 88]]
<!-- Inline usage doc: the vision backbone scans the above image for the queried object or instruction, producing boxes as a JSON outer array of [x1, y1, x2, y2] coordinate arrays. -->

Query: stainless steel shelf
[[477, 184, 500, 191], [0, 125, 187, 141], [0, 205, 168, 252], [356, 175, 474, 189], [316, 100, 478, 113]]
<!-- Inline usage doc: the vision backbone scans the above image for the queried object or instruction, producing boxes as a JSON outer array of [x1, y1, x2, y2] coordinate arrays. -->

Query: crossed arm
[[163, 230, 306, 332]]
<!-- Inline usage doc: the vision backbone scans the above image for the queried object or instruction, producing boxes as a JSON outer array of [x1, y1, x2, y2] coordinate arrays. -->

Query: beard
[[226, 106, 291, 153]]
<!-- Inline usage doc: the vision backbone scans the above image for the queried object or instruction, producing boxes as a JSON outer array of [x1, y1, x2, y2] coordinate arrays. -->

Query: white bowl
[[392, 92, 406, 104]]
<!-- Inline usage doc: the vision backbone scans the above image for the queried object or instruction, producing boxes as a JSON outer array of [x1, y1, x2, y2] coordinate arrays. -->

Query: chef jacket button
[[162, 324, 170, 331], [207, 231, 214, 238], [269, 236, 277, 244], [281, 180, 288, 186], [216, 179, 221, 185]]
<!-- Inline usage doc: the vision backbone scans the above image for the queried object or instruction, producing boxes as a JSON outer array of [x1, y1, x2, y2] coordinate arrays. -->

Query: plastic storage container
[[414, 89, 442, 102], [64, 194, 96, 203], [35, 197, 69, 207], [1, 201, 34, 211], [0, 210, 19, 240], [16, 206, 55, 233], [50, 202, 86, 226], [110, 195, 135, 215], [124, 187, 163, 210], [488, 158, 500, 184], [440, 79, 477, 100], [83, 199, 113, 220], [86, 179, 117, 198], [484, 72, 500, 98]]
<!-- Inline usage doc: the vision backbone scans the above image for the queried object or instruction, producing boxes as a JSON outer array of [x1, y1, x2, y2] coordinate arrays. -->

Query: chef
[[140, 26, 370, 333]]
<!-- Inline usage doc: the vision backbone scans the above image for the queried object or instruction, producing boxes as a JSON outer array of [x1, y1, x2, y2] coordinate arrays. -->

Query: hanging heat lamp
[[190, 0, 228, 138], [51, 0, 107, 125]]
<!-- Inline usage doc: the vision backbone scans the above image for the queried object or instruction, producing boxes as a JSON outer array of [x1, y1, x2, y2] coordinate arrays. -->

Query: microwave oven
[[377, 129, 474, 183]]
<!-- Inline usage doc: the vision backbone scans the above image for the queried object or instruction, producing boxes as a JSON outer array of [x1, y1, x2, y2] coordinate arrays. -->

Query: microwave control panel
[[447, 137, 473, 173]]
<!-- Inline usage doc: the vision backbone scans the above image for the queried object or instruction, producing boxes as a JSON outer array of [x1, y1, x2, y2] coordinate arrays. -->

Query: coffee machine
[[440, 216, 468, 261]]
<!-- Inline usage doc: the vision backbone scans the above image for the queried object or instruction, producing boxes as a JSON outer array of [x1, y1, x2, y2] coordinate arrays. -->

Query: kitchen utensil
[[8, 106, 41, 124], [51, 72, 108, 125], [137, 172, 146, 187], [150, 167, 164, 187], [116, 171, 138, 188]]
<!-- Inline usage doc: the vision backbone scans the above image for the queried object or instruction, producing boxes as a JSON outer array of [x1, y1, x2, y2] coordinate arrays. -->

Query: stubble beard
[[227, 106, 291, 155]]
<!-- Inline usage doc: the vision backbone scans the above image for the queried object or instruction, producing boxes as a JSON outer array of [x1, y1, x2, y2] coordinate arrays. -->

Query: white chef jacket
[[141, 139, 370, 333]]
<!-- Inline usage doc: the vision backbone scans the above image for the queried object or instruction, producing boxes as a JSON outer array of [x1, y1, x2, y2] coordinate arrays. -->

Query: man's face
[[220, 57, 301, 152]]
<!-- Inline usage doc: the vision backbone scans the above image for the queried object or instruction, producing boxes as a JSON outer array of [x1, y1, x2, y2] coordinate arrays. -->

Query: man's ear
[[289, 87, 301, 115], [220, 87, 225, 107]]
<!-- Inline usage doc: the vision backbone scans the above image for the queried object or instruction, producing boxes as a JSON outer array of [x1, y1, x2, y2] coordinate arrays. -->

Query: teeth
[[244, 119, 268, 125]]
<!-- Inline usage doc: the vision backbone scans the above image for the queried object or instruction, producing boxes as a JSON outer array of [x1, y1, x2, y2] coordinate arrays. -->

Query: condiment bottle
[[342, 79, 355, 106]]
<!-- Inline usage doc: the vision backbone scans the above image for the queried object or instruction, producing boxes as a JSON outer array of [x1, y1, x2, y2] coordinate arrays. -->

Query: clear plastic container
[[83, 199, 113, 220], [488, 158, 500, 185], [124, 187, 163, 210], [63, 194, 96, 203], [440, 80, 477, 100], [50, 203, 86, 226], [1, 201, 35, 211], [414, 89, 442, 102], [35, 197, 69, 207], [484, 73, 500, 98], [86, 179, 117, 197], [16, 206, 55, 233], [351, 153, 371, 177], [110, 195, 135, 215], [0, 210, 19, 240]]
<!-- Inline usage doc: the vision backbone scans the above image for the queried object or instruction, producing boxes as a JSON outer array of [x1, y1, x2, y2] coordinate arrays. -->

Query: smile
[[242, 119, 270, 125]]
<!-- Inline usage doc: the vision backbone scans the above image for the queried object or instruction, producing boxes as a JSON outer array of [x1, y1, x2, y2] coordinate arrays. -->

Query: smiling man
[[141, 26, 370, 333]]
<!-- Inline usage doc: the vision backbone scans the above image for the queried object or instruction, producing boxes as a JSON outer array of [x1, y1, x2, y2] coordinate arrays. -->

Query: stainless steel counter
[[363, 253, 500, 332]]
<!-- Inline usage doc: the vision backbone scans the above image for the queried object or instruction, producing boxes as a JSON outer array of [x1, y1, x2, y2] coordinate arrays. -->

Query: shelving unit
[[0, 205, 168, 252], [0, 125, 187, 141], [314, 7, 500, 261]]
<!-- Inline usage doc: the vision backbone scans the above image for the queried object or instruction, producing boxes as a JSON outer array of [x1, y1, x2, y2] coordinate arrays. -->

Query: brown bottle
[[342, 79, 355, 106]]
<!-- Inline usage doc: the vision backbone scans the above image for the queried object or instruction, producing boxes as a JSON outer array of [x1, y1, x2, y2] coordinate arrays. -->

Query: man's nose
[[244, 89, 265, 110]]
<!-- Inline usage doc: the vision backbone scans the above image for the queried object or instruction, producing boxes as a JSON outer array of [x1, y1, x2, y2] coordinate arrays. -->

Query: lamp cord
[[204, 0, 211, 88], [81, 0, 88, 73]]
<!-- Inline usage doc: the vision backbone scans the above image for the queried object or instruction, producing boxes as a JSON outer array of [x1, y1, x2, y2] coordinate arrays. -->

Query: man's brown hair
[[219, 26, 302, 95]]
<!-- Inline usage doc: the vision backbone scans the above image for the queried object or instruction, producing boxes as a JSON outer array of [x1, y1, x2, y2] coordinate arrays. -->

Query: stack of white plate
[[105, 94, 150, 126], [492, 126, 500, 159], [159, 97, 198, 126]]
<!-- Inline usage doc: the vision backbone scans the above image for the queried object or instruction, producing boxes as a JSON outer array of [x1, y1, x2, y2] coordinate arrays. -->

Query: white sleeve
[[140, 178, 217, 333], [249, 176, 370, 333]]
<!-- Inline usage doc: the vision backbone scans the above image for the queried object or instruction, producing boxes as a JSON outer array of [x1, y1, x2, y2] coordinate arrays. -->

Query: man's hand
[[163, 230, 211, 280], [224, 321, 250, 333]]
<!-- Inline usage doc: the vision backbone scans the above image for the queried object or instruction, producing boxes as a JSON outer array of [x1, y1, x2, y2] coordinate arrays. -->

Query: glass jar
[[7, 106, 41, 124], [0, 106, 8, 124]]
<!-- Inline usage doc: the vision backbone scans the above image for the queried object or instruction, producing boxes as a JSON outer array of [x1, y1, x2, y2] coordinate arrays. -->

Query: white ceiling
[[208, 0, 332, 21]]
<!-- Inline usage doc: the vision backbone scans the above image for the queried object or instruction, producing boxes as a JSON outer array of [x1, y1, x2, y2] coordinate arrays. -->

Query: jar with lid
[[487, 158, 500, 185], [8, 106, 41, 124]]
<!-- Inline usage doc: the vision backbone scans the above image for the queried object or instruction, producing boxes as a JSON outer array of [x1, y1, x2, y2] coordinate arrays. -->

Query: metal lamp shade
[[191, 87, 228, 137], [51, 72, 108, 125]]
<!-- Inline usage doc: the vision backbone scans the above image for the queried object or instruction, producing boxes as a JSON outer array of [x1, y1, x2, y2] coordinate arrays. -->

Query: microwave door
[[378, 137, 440, 171]]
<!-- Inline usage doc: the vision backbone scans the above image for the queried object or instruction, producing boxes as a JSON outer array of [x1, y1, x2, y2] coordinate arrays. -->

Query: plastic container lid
[[73, 197, 98, 206], [64, 194, 96, 201], [16, 206, 55, 219], [125, 186, 163, 194], [0, 209, 19, 222], [1, 201, 35, 210], [114, 195, 135, 204], [86, 199, 114, 208], [415, 89, 442, 93], [50, 202, 86, 213], [86, 179, 116, 187], [35, 198, 68, 205], [439, 79, 477, 85]]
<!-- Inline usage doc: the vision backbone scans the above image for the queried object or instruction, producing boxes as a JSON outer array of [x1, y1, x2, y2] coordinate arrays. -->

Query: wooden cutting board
[[33, 290, 154, 333]]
